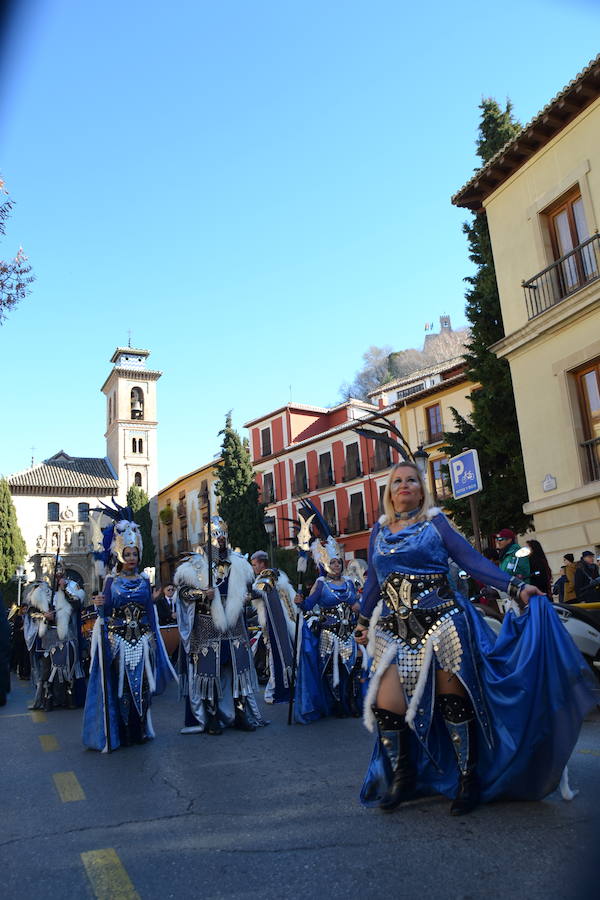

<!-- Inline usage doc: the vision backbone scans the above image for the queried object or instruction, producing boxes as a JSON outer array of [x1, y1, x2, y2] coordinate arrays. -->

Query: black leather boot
[[437, 694, 479, 816], [372, 707, 416, 812], [234, 698, 257, 732], [205, 702, 223, 735]]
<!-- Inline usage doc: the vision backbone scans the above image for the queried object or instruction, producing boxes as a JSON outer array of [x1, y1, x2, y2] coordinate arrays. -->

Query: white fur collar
[[378, 506, 442, 527]]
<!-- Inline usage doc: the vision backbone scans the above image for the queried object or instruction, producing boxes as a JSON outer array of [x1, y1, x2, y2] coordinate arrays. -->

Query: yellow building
[[157, 459, 220, 585], [453, 55, 600, 569]]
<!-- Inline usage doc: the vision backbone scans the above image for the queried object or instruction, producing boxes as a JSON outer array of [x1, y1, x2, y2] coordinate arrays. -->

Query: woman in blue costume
[[355, 461, 594, 815], [83, 508, 176, 751], [295, 542, 367, 722]]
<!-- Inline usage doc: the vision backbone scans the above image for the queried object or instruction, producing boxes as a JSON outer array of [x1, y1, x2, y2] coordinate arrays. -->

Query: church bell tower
[[101, 347, 162, 504]]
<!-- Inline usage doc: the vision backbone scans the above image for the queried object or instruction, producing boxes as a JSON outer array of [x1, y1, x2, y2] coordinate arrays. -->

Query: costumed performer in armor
[[250, 550, 300, 704], [355, 460, 595, 816], [294, 537, 367, 721], [176, 517, 266, 735], [82, 503, 176, 751], [23, 562, 86, 711]]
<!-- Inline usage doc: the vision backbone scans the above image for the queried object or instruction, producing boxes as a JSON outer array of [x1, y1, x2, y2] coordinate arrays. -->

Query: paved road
[[1, 677, 598, 899]]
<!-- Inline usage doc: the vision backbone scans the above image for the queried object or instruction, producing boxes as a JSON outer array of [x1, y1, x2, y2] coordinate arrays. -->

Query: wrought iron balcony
[[419, 428, 444, 447], [370, 449, 392, 473], [523, 234, 600, 320], [291, 478, 309, 497], [316, 470, 335, 489], [581, 436, 600, 483], [344, 513, 366, 534], [342, 463, 362, 482]]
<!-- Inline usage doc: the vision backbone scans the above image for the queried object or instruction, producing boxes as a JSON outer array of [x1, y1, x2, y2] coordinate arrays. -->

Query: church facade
[[8, 347, 161, 593]]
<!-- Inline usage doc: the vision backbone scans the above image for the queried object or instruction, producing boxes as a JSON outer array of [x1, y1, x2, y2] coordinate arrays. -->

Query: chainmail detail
[[371, 608, 463, 699]]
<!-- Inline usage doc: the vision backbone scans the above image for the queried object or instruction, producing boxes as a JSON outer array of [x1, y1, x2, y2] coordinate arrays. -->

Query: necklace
[[394, 506, 421, 521]]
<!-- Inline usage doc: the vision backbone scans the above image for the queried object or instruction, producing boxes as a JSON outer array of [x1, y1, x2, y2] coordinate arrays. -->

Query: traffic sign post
[[448, 450, 483, 553]]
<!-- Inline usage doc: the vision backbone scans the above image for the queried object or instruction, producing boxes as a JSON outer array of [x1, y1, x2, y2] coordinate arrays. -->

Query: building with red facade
[[245, 357, 476, 562]]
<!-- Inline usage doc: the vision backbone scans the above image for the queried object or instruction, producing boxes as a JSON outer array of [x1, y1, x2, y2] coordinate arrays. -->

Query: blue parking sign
[[448, 449, 482, 499]]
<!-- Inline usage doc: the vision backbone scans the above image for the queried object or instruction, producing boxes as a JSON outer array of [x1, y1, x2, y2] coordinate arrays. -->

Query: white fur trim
[[367, 599, 383, 657], [426, 507, 443, 520], [405, 634, 435, 728], [559, 765, 578, 801], [224, 553, 253, 629], [363, 642, 398, 732], [53, 590, 73, 641], [211, 590, 228, 632], [143, 635, 156, 693], [359, 645, 369, 671]]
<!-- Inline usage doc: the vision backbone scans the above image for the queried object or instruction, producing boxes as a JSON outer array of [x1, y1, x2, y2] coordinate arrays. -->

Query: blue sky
[[0, 0, 597, 488]]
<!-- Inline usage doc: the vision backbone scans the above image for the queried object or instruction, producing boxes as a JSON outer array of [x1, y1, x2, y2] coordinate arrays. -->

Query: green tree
[[214, 413, 268, 555], [126, 485, 156, 569], [0, 477, 27, 602], [443, 98, 531, 538], [1, 179, 34, 324]]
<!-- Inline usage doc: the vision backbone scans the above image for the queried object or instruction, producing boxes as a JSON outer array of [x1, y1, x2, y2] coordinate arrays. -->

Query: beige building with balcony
[[157, 460, 220, 585], [453, 54, 600, 568]]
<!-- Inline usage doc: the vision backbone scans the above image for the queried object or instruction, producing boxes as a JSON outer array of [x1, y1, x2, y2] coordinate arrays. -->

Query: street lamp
[[13, 564, 26, 607], [264, 515, 276, 567], [413, 445, 430, 477]]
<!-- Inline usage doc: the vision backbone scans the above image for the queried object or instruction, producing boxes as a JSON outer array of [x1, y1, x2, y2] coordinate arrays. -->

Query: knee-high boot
[[437, 693, 479, 816], [372, 707, 416, 812]]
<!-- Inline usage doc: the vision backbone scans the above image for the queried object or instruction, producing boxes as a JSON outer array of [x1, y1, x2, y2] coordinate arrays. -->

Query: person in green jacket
[[494, 528, 531, 582]]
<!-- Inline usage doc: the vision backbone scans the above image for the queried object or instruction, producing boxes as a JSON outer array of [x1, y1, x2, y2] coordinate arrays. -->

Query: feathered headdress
[[298, 498, 343, 577], [92, 499, 143, 572]]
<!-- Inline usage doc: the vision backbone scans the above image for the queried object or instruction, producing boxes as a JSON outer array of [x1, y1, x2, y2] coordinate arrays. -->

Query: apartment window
[[347, 492, 365, 533], [318, 452, 334, 487], [78, 502, 89, 522], [426, 404, 443, 443], [48, 502, 59, 522], [373, 440, 391, 472], [344, 443, 361, 481], [430, 457, 451, 503], [294, 460, 308, 495], [378, 484, 386, 515], [261, 427, 272, 457], [263, 472, 276, 503], [576, 358, 600, 483], [545, 188, 598, 291], [322, 499, 337, 535]]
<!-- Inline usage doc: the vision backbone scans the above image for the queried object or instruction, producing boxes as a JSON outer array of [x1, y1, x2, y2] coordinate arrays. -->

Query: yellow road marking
[[81, 849, 140, 900], [53, 771, 85, 802], [0, 712, 39, 719], [39, 734, 59, 752], [578, 748, 600, 757], [30, 710, 47, 723]]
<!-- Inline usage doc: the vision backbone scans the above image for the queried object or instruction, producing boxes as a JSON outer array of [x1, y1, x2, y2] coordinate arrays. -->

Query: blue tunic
[[360, 513, 595, 805], [82, 574, 176, 752], [295, 576, 365, 723]]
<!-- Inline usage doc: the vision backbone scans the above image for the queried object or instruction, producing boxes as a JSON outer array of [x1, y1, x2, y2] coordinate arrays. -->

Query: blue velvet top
[[102, 574, 153, 619], [300, 576, 357, 612], [361, 513, 513, 618]]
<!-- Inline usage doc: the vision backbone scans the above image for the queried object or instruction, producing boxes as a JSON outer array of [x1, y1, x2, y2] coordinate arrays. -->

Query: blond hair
[[380, 461, 435, 527]]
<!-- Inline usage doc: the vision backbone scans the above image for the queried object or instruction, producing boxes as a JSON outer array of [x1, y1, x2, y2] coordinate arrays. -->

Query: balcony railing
[[581, 436, 600, 483], [176, 501, 186, 519], [316, 470, 335, 489], [370, 450, 392, 473], [344, 513, 366, 534], [523, 234, 600, 320], [342, 463, 362, 482], [419, 428, 444, 447], [292, 478, 309, 497]]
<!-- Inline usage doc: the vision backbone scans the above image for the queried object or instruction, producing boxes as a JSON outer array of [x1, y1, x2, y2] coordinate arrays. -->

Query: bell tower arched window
[[134, 471, 142, 487], [130, 387, 144, 420]]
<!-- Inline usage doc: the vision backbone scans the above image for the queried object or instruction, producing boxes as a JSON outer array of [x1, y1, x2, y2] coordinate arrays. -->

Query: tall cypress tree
[[0, 477, 27, 600], [126, 485, 156, 569], [214, 413, 268, 555], [443, 99, 531, 538]]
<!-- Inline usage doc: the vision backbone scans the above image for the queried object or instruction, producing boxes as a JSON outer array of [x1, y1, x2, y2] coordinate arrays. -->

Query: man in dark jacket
[[574, 551, 600, 603], [154, 583, 177, 626]]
